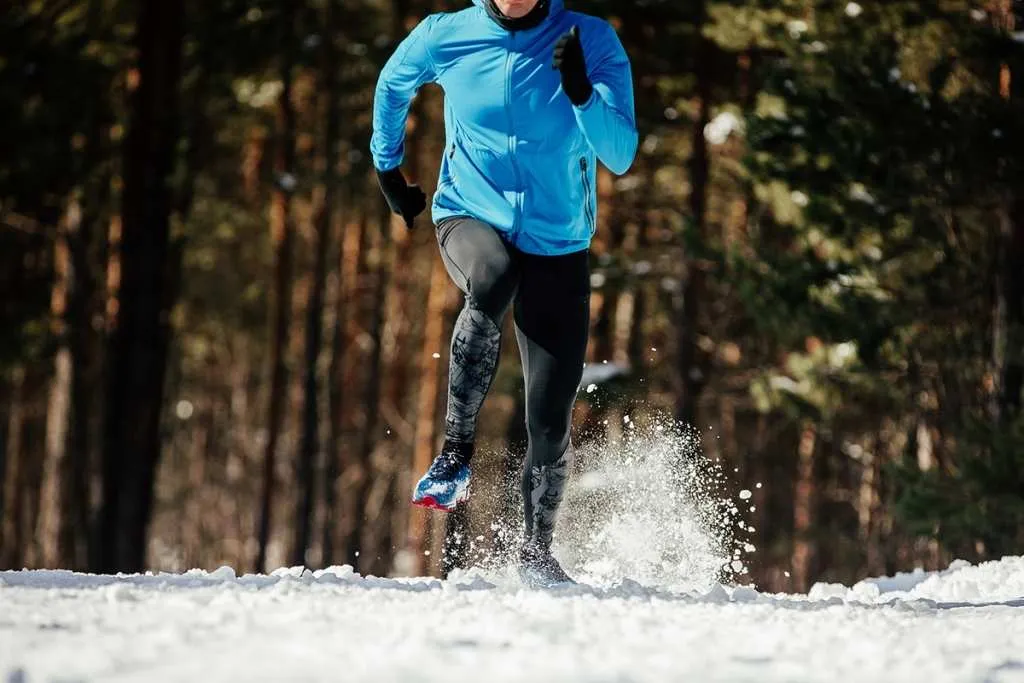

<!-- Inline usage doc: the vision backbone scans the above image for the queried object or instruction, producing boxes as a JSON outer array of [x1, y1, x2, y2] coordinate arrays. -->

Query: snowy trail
[[2, 558, 1023, 683]]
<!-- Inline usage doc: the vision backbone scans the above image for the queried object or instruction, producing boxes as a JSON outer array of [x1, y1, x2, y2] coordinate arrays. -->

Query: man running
[[371, 0, 637, 586]]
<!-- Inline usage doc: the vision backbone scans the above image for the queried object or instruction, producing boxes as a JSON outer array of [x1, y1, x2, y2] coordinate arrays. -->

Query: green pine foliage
[[743, 0, 1024, 558]]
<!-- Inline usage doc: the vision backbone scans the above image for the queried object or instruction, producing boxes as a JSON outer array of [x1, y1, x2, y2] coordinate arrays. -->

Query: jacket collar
[[471, 0, 564, 31]]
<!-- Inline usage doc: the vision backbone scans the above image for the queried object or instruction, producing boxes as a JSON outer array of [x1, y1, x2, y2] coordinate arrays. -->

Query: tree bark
[[293, 0, 341, 569], [405, 256, 450, 575], [255, 0, 298, 574], [96, 0, 184, 574], [991, 4, 1022, 423], [346, 200, 394, 571], [791, 420, 818, 591], [675, 3, 714, 428], [1, 367, 27, 568], [37, 225, 72, 568], [323, 203, 363, 566]]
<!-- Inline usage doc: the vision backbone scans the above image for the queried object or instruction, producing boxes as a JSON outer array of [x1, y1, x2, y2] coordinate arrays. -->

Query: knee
[[467, 258, 516, 320], [526, 411, 572, 466]]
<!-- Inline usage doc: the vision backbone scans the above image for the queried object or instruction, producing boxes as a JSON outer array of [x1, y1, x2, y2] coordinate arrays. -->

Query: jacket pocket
[[580, 157, 596, 236]]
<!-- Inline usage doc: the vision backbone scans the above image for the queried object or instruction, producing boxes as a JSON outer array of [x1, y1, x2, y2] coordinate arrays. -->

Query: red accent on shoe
[[411, 495, 456, 512]]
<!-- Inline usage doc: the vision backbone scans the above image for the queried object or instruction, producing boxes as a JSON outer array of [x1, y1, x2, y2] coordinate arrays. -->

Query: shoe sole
[[518, 567, 577, 590], [411, 495, 457, 512], [411, 485, 470, 513]]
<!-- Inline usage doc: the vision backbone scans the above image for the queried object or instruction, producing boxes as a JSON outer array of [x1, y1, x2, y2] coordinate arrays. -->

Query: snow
[[2, 556, 1023, 682], [2, 424, 1022, 682]]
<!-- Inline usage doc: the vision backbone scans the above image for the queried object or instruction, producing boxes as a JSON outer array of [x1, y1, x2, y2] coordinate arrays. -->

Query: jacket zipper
[[505, 33, 522, 241], [448, 141, 456, 185], [580, 157, 595, 236]]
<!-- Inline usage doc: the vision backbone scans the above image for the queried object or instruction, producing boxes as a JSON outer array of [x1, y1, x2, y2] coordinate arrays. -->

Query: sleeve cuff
[[573, 90, 598, 111]]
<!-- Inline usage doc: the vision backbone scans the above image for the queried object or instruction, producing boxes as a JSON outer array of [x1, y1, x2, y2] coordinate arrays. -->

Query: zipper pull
[[580, 157, 587, 171]]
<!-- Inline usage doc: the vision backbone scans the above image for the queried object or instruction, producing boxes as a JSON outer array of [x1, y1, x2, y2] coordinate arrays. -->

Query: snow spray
[[477, 411, 749, 591]]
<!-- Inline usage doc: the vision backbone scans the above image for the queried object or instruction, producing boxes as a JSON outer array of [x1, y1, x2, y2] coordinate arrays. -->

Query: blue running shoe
[[411, 441, 473, 512]]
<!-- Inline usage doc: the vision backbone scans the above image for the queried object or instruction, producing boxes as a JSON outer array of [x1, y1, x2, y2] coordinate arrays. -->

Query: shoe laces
[[427, 445, 470, 480]]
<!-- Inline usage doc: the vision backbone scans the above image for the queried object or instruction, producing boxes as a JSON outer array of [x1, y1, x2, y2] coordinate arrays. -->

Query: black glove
[[552, 26, 593, 106], [376, 166, 427, 230]]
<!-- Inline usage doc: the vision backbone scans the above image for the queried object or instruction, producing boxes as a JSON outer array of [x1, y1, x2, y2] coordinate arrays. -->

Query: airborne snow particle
[[277, 172, 298, 192], [845, 2, 863, 18], [175, 400, 194, 421], [586, 384, 598, 394], [756, 482, 763, 489], [739, 490, 753, 500], [704, 111, 744, 145], [791, 190, 810, 207], [432, 353, 441, 359], [731, 560, 745, 573]]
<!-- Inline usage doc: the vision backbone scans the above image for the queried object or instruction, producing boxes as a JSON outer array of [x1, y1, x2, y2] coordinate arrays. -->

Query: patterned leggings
[[435, 216, 590, 548]]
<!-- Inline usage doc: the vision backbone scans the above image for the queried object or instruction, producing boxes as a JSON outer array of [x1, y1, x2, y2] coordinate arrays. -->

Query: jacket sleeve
[[573, 25, 638, 176], [371, 16, 439, 172]]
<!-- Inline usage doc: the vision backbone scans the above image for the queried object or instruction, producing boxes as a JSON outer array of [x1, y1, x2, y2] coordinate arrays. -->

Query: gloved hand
[[376, 166, 427, 229], [552, 26, 593, 107]]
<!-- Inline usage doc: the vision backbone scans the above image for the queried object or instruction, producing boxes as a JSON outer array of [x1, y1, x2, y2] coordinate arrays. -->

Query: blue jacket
[[370, 0, 638, 256]]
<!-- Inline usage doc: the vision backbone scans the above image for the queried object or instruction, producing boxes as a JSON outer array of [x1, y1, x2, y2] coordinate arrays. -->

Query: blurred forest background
[[1, 0, 1022, 592]]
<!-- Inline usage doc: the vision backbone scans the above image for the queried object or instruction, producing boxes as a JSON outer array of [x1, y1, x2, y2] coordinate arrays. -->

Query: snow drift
[[2, 555, 1023, 683]]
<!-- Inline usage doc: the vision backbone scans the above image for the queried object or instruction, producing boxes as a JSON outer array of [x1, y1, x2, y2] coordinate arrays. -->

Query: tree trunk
[[293, 0, 341, 569], [405, 257, 450, 575], [255, 0, 298, 574], [96, 0, 184, 574], [323, 203, 363, 566], [0, 374, 8, 553], [347, 201, 394, 571], [791, 420, 818, 591], [335, 209, 373, 566], [37, 224, 72, 568], [38, 0, 114, 571], [1, 367, 27, 568], [675, 4, 713, 428], [991, 5, 1022, 423], [1004, 196, 1024, 421]]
